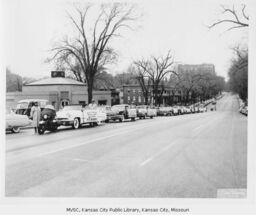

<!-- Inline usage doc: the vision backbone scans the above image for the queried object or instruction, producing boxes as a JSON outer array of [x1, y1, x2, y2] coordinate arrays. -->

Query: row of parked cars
[[6, 99, 209, 134]]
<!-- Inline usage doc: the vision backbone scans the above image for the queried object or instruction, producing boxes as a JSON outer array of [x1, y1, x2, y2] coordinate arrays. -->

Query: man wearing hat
[[88, 99, 97, 109]]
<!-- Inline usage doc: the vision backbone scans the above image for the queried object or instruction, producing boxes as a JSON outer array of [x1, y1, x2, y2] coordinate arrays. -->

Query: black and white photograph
[[1, 0, 256, 214]]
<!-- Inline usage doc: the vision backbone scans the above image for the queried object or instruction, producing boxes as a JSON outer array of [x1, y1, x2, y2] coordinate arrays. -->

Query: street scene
[[6, 93, 247, 197], [4, 0, 248, 198]]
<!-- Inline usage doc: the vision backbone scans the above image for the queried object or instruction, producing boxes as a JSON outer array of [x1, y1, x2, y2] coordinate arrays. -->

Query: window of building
[[133, 96, 136, 101], [60, 91, 69, 99], [133, 89, 136, 94], [127, 96, 130, 101], [79, 101, 86, 105], [51, 101, 56, 108], [138, 96, 141, 103]]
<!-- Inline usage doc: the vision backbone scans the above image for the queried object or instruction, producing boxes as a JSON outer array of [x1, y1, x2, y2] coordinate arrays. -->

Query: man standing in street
[[30, 102, 41, 134]]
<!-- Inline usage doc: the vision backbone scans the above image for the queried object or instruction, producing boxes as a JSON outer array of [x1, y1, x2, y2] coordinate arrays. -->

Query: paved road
[[5, 93, 247, 198]]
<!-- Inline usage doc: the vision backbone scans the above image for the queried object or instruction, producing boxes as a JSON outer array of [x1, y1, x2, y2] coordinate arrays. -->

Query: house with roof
[[6, 71, 111, 110]]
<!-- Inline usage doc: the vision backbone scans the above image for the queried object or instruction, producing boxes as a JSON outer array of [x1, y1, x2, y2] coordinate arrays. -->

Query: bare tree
[[209, 4, 249, 31], [134, 50, 175, 106], [133, 60, 152, 105], [49, 3, 137, 103]]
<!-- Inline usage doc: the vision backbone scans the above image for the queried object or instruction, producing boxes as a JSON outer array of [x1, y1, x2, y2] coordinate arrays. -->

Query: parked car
[[15, 99, 50, 117], [137, 105, 157, 119], [38, 105, 59, 135], [172, 106, 179, 115], [240, 106, 248, 116], [56, 104, 106, 129], [6, 109, 31, 133], [184, 106, 191, 114], [198, 105, 207, 112], [111, 104, 137, 121], [104, 106, 125, 122], [157, 107, 171, 116], [136, 105, 147, 119], [210, 101, 217, 111]]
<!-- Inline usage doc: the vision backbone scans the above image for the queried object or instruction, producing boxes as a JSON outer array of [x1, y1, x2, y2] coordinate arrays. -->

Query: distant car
[[210, 101, 217, 111], [111, 104, 137, 121], [158, 107, 171, 116], [240, 106, 248, 116], [137, 105, 157, 119], [172, 106, 179, 115], [199, 105, 207, 112], [104, 106, 126, 122], [6, 109, 31, 133], [56, 105, 106, 129], [184, 106, 191, 114]]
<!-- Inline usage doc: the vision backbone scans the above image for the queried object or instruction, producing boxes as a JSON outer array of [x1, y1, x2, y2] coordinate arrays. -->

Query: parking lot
[[5, 93, 247, 197]]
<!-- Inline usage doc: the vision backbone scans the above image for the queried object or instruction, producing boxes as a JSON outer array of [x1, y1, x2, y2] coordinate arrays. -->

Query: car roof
[[18, 99, 49, 103]]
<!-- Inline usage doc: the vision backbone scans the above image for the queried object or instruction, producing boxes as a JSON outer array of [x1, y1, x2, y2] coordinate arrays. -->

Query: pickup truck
[[111, 104, 137, 121]]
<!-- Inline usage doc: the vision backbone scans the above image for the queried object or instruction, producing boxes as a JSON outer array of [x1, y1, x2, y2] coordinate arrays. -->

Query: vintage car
[[210, 101, 217, 111], [199, 105, 207, 112], [157, 107, 169, 116], [56, 105, 106, 129], [15, 99, 50, 117], [111, 104, 137, 121], [137, 105, 157, 119], [6, 109, 31, 133], [102, 106, 124, 122], [240, 105, 248, 116], [172, 106, 179, 115], [184, 106, 191, 114]]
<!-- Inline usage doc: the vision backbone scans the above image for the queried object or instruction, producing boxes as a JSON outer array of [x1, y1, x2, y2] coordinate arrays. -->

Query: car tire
[[105, 119, 109, 123], [150, 116, 153, 119], [131, 117, 136, 121], [11, 127, 20, 133], [119, 116, 124, 122], [72, 118, 80, 129], [38, 126, 45, 135]]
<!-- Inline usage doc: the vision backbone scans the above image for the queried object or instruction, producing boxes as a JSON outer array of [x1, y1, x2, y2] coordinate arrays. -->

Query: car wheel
[[11, 127, 20, 133], [131, 117, 136, 121], [119, 116, 124, 122], [105, 119, 109, 123], [72, 118, 80, 129], [38, 126, 45, 135], [150, 116, 153, 119]]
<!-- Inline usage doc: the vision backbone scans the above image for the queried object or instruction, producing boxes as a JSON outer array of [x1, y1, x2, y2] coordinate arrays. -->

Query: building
[[122, 85, 184, 106], [6, 71, 111, 110], [177, 63, 215, 74]]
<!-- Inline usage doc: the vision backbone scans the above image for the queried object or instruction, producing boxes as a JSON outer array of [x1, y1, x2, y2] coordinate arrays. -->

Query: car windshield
[[63, 105, 82, 111], [137, 106, 146, 109], [16, 102, 28, 109]]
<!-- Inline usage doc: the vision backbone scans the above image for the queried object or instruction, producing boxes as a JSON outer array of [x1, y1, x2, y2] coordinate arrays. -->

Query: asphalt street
[[5, 93, 247, 198]]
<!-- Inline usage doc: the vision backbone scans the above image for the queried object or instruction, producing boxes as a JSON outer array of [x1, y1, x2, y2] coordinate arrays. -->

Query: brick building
[[6, 71, 111, 110], [121, 85, 184, 106]]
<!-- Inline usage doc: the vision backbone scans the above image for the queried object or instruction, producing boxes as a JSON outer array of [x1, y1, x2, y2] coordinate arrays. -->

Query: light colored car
[[137, 105, 157, 119], [111, 104, 137, 121], [199, 105, 207, 112], [184, 106, 191, 114], [56, 105, 106, 129], [6, 109, 31, 133], [172, 106, 179, 115]]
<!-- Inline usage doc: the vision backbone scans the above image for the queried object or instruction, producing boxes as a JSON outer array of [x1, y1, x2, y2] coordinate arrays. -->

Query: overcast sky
[[4, 0, 248, 80]]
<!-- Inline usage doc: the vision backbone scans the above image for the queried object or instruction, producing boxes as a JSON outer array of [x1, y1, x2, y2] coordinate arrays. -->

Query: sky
[[3, 0, 248, 80]]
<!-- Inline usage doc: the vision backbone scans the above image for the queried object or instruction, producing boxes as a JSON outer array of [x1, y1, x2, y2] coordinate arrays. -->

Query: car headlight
[[43, 115, 48, 119]]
